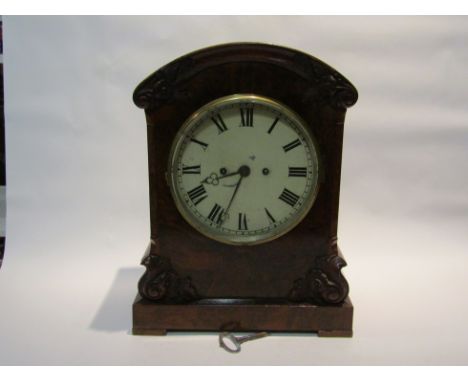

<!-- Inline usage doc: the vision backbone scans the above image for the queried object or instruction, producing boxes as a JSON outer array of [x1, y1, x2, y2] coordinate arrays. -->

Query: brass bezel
[[168, 94, 320, 246]]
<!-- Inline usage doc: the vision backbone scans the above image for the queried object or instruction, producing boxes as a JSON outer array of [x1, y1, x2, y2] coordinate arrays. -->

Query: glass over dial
[[168, 94, 320, 245]]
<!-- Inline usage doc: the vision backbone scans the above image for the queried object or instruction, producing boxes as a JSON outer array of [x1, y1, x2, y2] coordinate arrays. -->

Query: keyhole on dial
[[262, 168, 270, 175]]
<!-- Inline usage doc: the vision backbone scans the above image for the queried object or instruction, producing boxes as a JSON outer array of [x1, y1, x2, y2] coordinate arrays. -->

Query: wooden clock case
[[132, 43, 358, 337]]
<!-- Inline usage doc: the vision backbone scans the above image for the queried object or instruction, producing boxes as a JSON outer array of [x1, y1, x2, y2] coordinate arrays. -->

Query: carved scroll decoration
[[133, 57, 193, 109], [288, 250, 349, 305], [294, 54, 358, 110], [138, 252, 199, 303]]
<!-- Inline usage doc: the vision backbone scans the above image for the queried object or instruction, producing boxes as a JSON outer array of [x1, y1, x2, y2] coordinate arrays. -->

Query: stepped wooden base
[[133, 295, 353, 337]]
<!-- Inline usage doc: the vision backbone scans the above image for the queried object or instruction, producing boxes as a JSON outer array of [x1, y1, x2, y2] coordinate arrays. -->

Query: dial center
[[239, 165, 251, 178]]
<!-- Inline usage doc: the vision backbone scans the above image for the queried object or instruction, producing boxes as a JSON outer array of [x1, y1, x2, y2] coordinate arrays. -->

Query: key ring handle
[[219, 332, 242, 353], [219, 331, 269, 353]]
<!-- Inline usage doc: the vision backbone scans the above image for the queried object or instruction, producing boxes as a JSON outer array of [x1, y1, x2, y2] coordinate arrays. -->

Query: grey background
[[1, 16, 467, 365]]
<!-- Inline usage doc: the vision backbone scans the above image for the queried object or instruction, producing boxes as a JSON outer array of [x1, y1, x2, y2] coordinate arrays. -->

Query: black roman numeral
[[238, 213, 248, 230], [282, 139, 301, 152], [187, 185, 208, 206], [207, 203, 225, 224], [182, 165, 201, 174], [267, 117, 279, 134], [211, 114, 228, 134], [240, 106, 254, 127], [279, 188, 300, 207], [190, 138, 208, 150], [288, 166, 307, 177], [265, 208, 276, 224]]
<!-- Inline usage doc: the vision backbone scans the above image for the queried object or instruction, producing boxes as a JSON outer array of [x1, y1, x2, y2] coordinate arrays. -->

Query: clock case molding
[[132, 43, 358, 336]]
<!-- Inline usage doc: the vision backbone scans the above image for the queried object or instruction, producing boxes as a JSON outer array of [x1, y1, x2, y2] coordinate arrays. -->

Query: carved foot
[[138, 252, 199, 303], [288, 252, 349, 305]]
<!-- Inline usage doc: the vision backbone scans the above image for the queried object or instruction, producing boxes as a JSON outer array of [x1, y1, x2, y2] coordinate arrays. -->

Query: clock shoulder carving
[[288, 248, 349, 305], [293, 54, 358, 110], [138, 251, 199, 303], [133, 57, 193, 109]]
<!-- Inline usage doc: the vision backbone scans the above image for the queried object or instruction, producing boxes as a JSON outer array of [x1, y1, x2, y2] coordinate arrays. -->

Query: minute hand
[[226, 177, 243, 212], [219, 176, 243, 226]]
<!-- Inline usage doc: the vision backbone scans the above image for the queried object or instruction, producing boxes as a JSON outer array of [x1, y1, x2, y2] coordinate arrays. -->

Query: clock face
[[168, 94, 320, 245]]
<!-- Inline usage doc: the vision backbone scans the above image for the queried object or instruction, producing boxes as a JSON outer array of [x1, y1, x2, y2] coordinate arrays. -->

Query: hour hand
[[201, 170, 241, 185], [201, 172, 219, 185]]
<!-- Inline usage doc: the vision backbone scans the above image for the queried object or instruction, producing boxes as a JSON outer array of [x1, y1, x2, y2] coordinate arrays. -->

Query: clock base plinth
[[317, 329, 353, 337], [132, 295, 353, 337]]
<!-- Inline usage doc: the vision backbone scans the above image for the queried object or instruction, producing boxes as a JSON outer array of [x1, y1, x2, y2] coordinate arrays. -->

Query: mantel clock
[[132, 43, 358, 336]]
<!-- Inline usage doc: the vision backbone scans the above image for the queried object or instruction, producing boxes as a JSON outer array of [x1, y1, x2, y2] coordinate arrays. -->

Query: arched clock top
[[133, 43, 358, 111]]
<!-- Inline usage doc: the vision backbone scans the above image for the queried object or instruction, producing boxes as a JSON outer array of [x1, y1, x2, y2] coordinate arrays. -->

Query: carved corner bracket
[[288, 249, 349, 305], [133, 57, 193, 110], [137, 251, 199, 303], [294, 54, 358, 110]]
